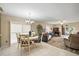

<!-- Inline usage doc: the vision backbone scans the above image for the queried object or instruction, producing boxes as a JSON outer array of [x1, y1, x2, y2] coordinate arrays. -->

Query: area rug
[[48, 37, 79, 55]]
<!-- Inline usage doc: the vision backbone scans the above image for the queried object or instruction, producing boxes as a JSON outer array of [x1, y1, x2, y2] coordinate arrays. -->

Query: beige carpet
[[48, 37, 79, 55]]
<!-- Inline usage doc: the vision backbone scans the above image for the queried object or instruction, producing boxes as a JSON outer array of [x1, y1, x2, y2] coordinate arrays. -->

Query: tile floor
[[0, 42, 77, 56]]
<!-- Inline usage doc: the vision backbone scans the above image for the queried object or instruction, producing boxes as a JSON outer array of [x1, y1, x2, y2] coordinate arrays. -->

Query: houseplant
[[36, 24, 43, 42]]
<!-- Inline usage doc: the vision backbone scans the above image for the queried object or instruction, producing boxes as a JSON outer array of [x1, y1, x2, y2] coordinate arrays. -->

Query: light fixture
[[25, 20, 29, 23], [25, 12, 35, 24], [25, 20, 34, 24], [30, 21, 34, 24], [60, 22, 63, 25], [59, 20, 65, 25], [25, 12, 31, 24]]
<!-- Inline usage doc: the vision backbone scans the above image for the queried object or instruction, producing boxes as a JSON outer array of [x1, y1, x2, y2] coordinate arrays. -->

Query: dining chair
[[20, 34, 34, 54], [16, 33, 20, 47]]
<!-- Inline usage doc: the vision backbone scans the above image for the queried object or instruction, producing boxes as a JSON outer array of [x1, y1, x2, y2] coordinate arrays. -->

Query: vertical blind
[[11, 23, 31, 33], [11, 23, 31, 44]]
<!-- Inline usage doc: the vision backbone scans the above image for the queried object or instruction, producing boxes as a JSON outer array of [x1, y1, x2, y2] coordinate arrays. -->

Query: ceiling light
[[59, 20, 66, 25], [25, 20, 29, 23], [30, 21, 34, 24]]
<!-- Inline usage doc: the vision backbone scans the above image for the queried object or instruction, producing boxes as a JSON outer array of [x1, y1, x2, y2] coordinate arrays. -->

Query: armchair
[[64, 34, 79, 50]]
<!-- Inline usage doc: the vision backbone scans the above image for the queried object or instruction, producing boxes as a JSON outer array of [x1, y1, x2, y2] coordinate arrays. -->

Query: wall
[[64, 22, 79, 34], [1, 14, 26, 47], [51, 22, 79, 35], [31, 21, 46, 33], [47, 22, 79, 35], [0, 13, 1, 47], [1, 14, 46, 47], [1, 13, 79, 47], [52, 24, 62, 35], [31, 22, 62, 35]]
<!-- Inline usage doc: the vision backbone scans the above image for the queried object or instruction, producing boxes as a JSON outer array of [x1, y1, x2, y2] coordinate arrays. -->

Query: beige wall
[[31, 22, 62, 36], [31, 21, 46, 33], [0, 13, 1, 47], [51, 22, 79, 35], [1, 14, 26, 47], [32, 22, 79, 35], [1, 14, 47, 47], [64, 22, 79, 34], [1, 13, 79, 47], [1, 14, 10, 47]]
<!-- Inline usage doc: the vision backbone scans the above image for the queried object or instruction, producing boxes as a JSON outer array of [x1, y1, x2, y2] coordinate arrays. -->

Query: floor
[[48, 37, 79, 55], [0, 42, 77, 56]]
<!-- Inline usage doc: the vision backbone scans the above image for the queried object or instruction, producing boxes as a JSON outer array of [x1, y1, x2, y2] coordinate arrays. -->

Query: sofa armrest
[[48, 35, 52, 40], [64, 38, 69, 41]]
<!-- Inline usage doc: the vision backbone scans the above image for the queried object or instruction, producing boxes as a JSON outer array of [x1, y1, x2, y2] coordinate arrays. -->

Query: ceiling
[[0, 3, 79, 23]]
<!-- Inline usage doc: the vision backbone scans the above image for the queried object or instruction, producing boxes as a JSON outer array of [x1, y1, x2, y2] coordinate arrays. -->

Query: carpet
[[48, 37, 79, 55]]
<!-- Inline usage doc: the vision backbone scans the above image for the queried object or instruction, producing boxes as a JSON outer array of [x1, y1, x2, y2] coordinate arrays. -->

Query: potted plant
[[36, 24, 43, 42]]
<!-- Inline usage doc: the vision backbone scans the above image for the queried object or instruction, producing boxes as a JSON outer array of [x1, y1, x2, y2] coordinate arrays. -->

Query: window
[[10, 23, 31, 44], [22, 24, 31, 33]]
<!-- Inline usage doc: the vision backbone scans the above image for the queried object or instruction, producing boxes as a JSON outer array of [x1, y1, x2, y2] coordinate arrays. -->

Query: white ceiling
[[0, 3, 79, 23]]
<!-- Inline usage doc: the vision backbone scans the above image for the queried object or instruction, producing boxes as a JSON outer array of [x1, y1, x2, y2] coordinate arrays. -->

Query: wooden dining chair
[[16, 33, 20, 47], [20, 34, 34, 54]]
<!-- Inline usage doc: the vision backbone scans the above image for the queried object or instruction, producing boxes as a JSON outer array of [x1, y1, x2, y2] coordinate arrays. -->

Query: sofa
[[42, 32, 52, 42], [42, 32, 48, 42], [64, 34, 79, 50]]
